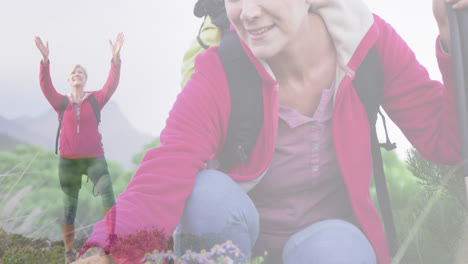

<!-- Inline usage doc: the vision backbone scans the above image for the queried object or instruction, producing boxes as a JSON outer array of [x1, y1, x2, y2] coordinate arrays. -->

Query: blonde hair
[[67, 64, 88, 82]]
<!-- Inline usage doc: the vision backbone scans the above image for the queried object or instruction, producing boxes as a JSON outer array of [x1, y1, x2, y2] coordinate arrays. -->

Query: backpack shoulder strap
[[55, 96, 70, 155], [87, 94, 101, 125], [214, 30, 264, 172], [353, 46, 383, 123], [353, 45, 398, 256]]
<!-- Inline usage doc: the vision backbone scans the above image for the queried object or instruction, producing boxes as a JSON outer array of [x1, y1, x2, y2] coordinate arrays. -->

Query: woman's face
[[225, 0, 311, 59], [68, 66, 87, 88]]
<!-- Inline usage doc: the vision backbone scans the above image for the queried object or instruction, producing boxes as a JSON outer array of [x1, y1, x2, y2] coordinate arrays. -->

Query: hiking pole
[[446, 4, 468, 198], [446, 5, 468, 264]]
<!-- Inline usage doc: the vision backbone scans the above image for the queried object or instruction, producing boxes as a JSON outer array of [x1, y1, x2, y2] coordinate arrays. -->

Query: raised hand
[[34, 36, 49, 63], [433, 0, 468, 53], [109, 32, 124, 60], [447, 0, 468, 8]]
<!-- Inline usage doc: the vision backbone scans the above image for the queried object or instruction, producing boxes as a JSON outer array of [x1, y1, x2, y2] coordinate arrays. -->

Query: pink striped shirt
[[249, 85, 355, 249]]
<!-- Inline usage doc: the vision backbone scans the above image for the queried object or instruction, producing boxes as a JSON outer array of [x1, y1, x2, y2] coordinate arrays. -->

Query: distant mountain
[[0, 102, 153, 168], [0, 133, 27, 151]]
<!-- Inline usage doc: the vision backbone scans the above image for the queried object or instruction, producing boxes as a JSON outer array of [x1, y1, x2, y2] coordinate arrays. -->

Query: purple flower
[[142, 240, 261, 264]]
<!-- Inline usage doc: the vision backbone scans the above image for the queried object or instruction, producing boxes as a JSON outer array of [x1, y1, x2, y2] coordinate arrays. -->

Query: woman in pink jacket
[[34, 33, 124, 264], [79, 0, 465, 263]]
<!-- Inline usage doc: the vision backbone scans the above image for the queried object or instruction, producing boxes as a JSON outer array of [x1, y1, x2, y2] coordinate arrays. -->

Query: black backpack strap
[[354, 46, 383, 123], [196, 17, 211, 50], [214, 30, 264, 173], [87, 94, 101, 125], [55, 96, 70, 154], [353, 46, 397, 256]]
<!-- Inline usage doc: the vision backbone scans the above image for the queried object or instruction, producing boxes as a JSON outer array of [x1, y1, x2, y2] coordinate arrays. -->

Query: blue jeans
[[174, 170, 376, 264], [282, 219, 376, 264], [174, 170, 259, 262]]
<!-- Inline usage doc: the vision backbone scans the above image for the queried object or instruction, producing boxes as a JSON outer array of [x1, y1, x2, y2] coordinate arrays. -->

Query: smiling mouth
[[249, 24, 275, 35]]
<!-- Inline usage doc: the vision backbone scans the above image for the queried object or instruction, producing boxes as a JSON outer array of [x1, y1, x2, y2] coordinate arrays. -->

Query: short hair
[[68, 64, 88, 82]]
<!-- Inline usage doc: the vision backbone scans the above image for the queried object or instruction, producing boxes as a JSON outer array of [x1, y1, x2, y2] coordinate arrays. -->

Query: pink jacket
[[82, 10, 460, 264], [40, 60, 121, 159]]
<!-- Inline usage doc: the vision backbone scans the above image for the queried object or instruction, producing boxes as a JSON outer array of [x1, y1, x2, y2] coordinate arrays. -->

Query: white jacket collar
[[259, 0, 374, 99]]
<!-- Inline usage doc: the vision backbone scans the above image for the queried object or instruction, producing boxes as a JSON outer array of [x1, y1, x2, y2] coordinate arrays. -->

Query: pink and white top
[[249, 84, 354, 249]]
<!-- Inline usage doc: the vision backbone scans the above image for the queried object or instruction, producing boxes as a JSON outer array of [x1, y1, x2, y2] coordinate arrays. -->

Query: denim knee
[[282, 219, 376, 264], [174, 170, 259, 260]]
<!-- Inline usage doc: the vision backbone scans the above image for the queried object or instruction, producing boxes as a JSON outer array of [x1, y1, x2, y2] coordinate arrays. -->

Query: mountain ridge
[[0, 102, 153, 168]]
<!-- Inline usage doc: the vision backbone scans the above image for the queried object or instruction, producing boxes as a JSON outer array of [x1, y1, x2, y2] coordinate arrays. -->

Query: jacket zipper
[[69, 95, 81, 134], [74, 104, 80, 134]]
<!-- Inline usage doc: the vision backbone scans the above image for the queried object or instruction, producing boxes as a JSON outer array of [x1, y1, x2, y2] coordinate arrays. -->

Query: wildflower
[[222, 256, 234, 264], [222, 240, 237, 250], [232, 247, 243, 258], [142, 240, 260, 264], [210, 243, 226, 255], [181, 249, 200, 262]]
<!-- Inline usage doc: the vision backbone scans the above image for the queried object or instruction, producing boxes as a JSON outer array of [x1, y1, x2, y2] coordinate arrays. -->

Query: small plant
[[142, 240, 266, 264], [89, 228, 171, 262], [0, 229, 64, 264]]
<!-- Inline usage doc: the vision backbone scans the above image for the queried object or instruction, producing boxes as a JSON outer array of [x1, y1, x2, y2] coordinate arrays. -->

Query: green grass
[[0, 228, 88, 264]]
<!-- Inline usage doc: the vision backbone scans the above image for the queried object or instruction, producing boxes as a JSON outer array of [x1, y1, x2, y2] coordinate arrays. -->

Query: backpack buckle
[[380, 141, 397, 151]]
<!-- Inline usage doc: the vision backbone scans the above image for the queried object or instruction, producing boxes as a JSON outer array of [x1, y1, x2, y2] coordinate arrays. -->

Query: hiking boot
[[64, 249, 77, 264]]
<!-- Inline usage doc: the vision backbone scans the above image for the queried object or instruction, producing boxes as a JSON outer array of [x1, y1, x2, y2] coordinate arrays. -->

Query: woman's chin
[[250, 47, 276, 61]]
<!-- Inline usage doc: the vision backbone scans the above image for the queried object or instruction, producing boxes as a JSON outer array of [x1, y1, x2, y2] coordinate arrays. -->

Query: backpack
[[55, 94, 100, 154], [189, 0, 398, 256]]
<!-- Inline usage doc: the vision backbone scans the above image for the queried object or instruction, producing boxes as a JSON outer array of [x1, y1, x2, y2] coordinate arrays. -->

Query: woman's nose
[[240, 0, 261, 22]]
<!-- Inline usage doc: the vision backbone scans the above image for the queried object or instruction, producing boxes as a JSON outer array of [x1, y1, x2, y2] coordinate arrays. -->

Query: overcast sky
[[0, 0, 441, 159]]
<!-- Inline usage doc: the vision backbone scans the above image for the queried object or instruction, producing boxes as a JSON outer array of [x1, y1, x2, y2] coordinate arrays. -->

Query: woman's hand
[[34, 36, 49, 64], [109, 32, 124, 62], [72, 247, 115, 264], [71, 254, 115, 264], [433, 0, 468, 53]]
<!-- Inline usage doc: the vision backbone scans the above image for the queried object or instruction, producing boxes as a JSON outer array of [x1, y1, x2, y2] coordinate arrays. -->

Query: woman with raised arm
[[34, 33, 124, 264], [78, 0, 467, 263]]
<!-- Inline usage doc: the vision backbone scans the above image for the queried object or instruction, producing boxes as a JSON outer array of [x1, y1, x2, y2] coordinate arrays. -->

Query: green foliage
[[0, 144, 134, 241], [0, 133, 24, 151], [373, 149, 466, 264], [407, 149, 465, 208], [1, 142, 465, 264], [395, 149, 466, 264], [370, 150, 420, 212], [132, 138, 161, 166], [0, 228, 64, 264]]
